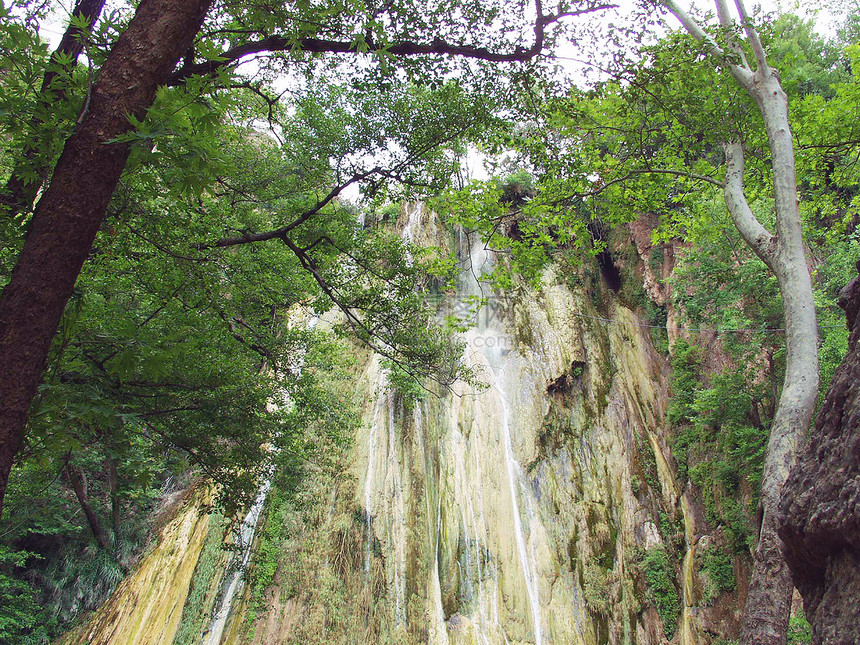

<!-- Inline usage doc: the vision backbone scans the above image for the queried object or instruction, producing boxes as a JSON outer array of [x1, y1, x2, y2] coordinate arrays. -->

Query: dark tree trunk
[[1, 0, 107, 217], [779, 261, 860, 643], [0, 0, 213, 518], [107, 452, 120, 539], [65, 460, 109, 549]]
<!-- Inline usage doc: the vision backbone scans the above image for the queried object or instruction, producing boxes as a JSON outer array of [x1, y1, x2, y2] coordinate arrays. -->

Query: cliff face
[[58, 206, 756, 645], [57, 485, 215, 645], [236, 206, 744, 644], [779, 262, 860, 643]]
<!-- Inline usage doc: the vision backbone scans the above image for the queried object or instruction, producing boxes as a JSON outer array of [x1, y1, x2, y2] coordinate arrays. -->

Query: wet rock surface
[[779, 261, 860, 643]]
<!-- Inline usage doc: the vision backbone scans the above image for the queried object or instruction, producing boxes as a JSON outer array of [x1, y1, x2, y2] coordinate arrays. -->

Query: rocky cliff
[[779, 261, 860, 643], [228, 205, 748, 644], [59, 205, 760, 644]]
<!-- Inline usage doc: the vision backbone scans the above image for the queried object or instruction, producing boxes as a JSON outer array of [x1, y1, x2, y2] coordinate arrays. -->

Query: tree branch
[[723, 141, 776, 267], [715, 0, 752, 71], [660, 0, 754, 88], [194, 166, 391, 250], [557, 167, 724, 203], [733, 0, 768, 71], [169, 3, 615, 84], [279, 235, 455, 390]]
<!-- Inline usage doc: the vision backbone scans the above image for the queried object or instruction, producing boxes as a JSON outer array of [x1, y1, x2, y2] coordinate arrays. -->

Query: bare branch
[[714, 0, 732, 27], [279, 235, 450, 389], [733, 0, 768, 71], [722, 141, 776, 267], [126, 223, 211, 262], [555, 167, 725, 203], [714, 0, 752, 70], [169, 3, 616, 84], [660, 0, 754, 88], [195, 170, 372, 249]]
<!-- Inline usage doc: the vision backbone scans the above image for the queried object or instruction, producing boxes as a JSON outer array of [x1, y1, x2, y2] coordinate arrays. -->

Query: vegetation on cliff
[[0, 0, 858, 642]]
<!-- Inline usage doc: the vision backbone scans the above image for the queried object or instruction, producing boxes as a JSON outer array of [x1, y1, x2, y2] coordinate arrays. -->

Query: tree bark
[[1, 0, 107, 218], [0, 0, 213, 518], [779, 262, 860, 643], [662, 1, 820, 642], [65, 460, 109, 549], [731, 67, 819, 645]]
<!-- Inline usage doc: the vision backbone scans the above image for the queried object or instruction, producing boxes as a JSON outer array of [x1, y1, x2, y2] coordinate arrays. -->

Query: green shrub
[[0, 547, 41, 642], [699, 545, 735, 604], [787, 610, 812, 644], [582, 563, 612, 615], [638, 546, 680, 637]]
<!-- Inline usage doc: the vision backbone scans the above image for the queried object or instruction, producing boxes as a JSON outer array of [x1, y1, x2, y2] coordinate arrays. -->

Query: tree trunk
[[1, 0, 107, 218], [0, 0, 213, 518], [660, 2, 819, 638], [779, 261, 860, 643], [65, 460, 109, 549], [735, 67, 820, 645], [107, 452, 121, 539]]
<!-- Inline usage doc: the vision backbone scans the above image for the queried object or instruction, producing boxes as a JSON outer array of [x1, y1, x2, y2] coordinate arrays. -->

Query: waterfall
[[345, 211, 689, 644], [386, 389, 408, 626], [496, 381, 543, 645], [363, 394, 383, 574], [459, 230, 543, 644], [402, 202, 422, 265], [205, 479, 271, 645]]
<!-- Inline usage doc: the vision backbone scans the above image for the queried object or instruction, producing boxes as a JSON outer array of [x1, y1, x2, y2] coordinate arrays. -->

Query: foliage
[[699, 545, 736, 604], [667, 336, 766, 553], [636, 545, 680, 637], [244, 341, 359, 617], [787, 610, 812, 644], [384, 360, 427, 408], [242, 457, 395, 642], [581, 562, 612, 615], [0, 547, 41, 642]]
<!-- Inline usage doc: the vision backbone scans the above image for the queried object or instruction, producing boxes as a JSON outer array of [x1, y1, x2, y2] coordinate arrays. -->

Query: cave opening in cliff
[[597, 250, 622, 292]]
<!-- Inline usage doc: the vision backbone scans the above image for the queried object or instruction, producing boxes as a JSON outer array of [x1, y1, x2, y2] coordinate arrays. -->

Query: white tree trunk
[[662, 1, 820, 642]]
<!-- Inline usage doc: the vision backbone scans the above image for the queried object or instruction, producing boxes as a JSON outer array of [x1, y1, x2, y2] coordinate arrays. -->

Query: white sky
[[31, 0, 850, 202], [36, 0, 845, 62]]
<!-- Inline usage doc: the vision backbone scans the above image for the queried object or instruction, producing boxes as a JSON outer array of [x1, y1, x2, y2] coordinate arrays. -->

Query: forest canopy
[[0, 0, 858, 643]]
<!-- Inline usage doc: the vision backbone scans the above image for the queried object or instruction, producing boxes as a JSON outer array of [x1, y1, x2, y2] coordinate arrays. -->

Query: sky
[[36, 0, 846, 56], [31, 0, 851, 200]]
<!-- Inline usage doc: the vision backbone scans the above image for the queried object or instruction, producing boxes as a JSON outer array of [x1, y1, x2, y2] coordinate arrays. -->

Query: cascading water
[[361, 217, 551, 643], [386, 388, 408, 626], [61, 204, 722, 645], [495, 379, 543, 645], [460, 230, 543, 644], [215, 204, 708, 644], [402, 201, 423, 250], [347, 210, 696, 644], [205, 480, 271, 645], [364, 394, 382, 574]]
